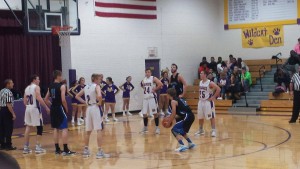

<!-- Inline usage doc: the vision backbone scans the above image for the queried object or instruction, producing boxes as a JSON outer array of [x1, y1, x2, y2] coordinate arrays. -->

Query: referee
[[0, 79, 16, 150], [289, 67, 300, 123]]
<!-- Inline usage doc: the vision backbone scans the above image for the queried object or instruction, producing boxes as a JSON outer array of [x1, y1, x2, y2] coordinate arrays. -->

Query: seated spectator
[[272, 83, 286, 97], [208, 69, 217, 83], [228, 73, 240, 103], [217, 56, 222, 64], [223, 67, 231, 78], [232, 66, 242, 91], [198, 62, 209, 78], [282, 50, 300, 75], [227, 54, 234, 69], [217, 61, 227, 74], [229, 58, 237, 72], [217, 72, 227, 100], [200, 56, 208, 66], [241, 67, 252, 92], [237, 58, 249, 71], [208, 57, 217, 73], [274, 68, 290, 91]]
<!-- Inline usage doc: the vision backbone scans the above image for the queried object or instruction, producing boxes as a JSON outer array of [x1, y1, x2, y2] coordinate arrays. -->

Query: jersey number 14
[[144, 87, 150, 94]]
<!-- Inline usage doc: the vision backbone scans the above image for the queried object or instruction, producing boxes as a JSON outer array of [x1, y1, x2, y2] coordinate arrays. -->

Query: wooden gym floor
[[5, 113, 300, 169]]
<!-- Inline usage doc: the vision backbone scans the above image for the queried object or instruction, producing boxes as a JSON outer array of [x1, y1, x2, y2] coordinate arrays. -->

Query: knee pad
[[36, 126, 43, 136]]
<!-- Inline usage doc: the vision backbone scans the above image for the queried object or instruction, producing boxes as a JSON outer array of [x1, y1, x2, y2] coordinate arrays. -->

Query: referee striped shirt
[[291, 73, 300, 91], [0, 88, 14, 107]]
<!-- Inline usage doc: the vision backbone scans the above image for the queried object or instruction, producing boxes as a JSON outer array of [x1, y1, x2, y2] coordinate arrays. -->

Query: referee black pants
[[0, 107, 14, 148], [291, 91, 300, 122]]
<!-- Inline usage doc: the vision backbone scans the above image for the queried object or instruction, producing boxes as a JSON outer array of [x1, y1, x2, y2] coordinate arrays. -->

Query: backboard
[[25, 0, 80, 35]]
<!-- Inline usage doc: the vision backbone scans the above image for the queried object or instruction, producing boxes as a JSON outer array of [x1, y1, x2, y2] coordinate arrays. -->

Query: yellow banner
[[241, 25, 284, 48]]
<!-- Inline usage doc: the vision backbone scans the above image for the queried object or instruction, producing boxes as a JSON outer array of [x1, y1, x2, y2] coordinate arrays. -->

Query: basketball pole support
[[3, 0, 23, 26]]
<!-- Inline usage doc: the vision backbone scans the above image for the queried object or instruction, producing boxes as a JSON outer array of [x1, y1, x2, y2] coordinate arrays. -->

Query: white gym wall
[[69, 0, 220, 112]]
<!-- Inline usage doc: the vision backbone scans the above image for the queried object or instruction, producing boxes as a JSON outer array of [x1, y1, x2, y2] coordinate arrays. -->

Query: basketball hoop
[[52, 26, 73, 46]]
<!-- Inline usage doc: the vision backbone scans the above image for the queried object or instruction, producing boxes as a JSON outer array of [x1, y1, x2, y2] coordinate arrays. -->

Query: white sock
[[77, 118, 81, 122], [72, 116, 75, 121]]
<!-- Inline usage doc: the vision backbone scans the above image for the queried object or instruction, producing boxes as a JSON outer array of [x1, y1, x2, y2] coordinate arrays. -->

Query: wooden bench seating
[[186, 99, 233, 111], [244, 59, 286, 66], [260, 100, 292, 112], [268, 92, 292, 100], [248, 65, 271, 72]]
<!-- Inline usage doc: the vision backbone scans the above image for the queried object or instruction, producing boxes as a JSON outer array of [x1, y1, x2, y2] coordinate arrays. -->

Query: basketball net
[[52, 26, 73, 47]]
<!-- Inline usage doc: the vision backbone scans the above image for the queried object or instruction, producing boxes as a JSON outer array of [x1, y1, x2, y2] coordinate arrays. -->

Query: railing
[[259, 65, 265, 92], [271, 52, 282, 69]]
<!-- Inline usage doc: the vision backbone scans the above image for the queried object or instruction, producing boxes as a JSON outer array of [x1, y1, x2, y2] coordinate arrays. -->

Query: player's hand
[[12, 113, 16, 120], [152, 88, 156, 93], [207, 97, 215, 101], [179, 94, 183, 98], [46, 107, 50, 114]]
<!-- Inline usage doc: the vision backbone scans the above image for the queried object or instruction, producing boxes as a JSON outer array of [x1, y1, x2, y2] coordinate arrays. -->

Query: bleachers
[[193, 58, 290, 116], [185, 86, 232, 112]]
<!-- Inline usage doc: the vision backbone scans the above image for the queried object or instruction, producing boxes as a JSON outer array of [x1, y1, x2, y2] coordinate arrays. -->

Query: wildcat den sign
[[241, 26, 284, 48]]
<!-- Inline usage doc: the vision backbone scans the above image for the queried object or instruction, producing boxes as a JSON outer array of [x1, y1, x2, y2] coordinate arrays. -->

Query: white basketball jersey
[[24, 84, 38, 107], [199, 80, 213, 100], [143, 76, 155, 99], [84, 83, 98, 105]]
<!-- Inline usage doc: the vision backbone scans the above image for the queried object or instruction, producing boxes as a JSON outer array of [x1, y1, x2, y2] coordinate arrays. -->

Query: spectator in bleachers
[[229, 58, 237, 72], [217, 61, 227, 74], [272, 83, 286, 97], [237, 58, 249, 71], [227, 54, 234, 69], [282, 50, 300, 75], [294, 38, 300, 54], [228, 73, 240, 103], [208, 57, 217, 73], [208, 69, 217, 83], [198, 62, 209, 79], [200, 57, 208, 66], [217, 72, 227, 100], [232, 66, 242, 90], [241, 67, 252, 92], [217, 56, 222, 64], [274, 68, 290, 92], [223, 67, 231, 78]]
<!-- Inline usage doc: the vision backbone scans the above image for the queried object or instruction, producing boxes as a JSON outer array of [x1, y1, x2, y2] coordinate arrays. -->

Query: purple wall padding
[[13, 97, 73, 128]]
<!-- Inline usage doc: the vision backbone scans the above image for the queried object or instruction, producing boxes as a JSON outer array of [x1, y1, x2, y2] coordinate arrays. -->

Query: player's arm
[[114, 85, 120, 95], [75, 90, 86, 104], [178, 75, 187, 98], [66, 87, 73, 97], [96, 85, 103, 104], [44, 89, 52, 107], [6, 92, 16, 120], [209, 81, 221, 101], [153, 77, 163, 92], [60, 85, 68, 114], [140, 81, 144, 88], [35, 86, 50, 113], [130, 83, 135, 91], [71, 85, 79, 94], [101, 86, 106, 96], [167, 100, 178, 126], [119, 83, 125, 91]]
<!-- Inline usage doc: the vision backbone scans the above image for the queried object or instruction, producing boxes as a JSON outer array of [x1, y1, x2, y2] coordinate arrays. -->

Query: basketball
[[162, 117, 172, 128]]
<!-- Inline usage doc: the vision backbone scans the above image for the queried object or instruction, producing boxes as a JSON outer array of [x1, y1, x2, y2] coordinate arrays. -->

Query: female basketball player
[[67, 80, 81, 125], [102, 77, 119, 122], [119, 76, 134, 116], [76, 77, 86, 125], [159, 71, 169, 116], [166, 88, 196, 152]]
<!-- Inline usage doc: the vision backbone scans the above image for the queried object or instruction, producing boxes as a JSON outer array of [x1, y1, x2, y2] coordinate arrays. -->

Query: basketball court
[[7, 114, 297, 169]]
